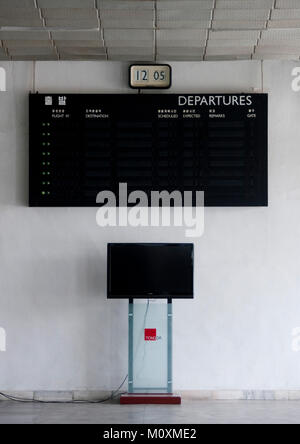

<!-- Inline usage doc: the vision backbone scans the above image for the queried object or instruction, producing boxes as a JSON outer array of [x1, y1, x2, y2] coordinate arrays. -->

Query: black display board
[[29, 93, 268, 207]]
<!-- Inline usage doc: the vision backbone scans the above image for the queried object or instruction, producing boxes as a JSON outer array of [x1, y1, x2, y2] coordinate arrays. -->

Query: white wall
[[0, 60, 300, 391]]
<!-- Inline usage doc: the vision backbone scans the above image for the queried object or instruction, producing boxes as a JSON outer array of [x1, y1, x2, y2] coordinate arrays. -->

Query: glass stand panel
[[128, 299, 172, 394]]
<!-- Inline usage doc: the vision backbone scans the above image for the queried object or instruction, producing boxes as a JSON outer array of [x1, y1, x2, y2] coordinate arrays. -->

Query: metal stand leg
[[128, 300, 134, 393], [167, 301, 173, 393]]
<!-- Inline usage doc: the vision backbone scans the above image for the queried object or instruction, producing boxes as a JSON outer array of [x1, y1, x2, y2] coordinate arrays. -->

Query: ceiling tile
[[158, 20, 210, 29], [157, 46, 205, 55], [59, 54, 107, 60], [100, 10, 153, 20], [213, 20, 266, 30], [8, 47, 56, 56], [54, 40, 104, 47], [209, 30, 260, 40], [58, 47, 106, 55], [276, 0, 300, 8], [98, 1, 154, 10], [0, 0, 35, 7], [216, 0, 273, 8], [269, 19, 300, 28], [107, 47, 153, 55], [205, 54, 250, 60], [256, 44, 300, 54], [45, 18, 99, 28], [207, 39, 256, 47], [42, 9, 98, 19], [3, 40, 52, 48], [261, 29, 300, 40], [253, 53, 300, 60], [37, 0, 95, 7], [101, 19, 154, 28], [51, 30, 102, 41], [157, 1, 213, 10], [104, 29, 153, 46], [0, 18, 43, 27], [0, 8, 40, 18], [0, 30, 49, 40], [214, 9, 270, 20], [271, 9, 300, 19], [157, 55, 204, 61], [108, 54, 154, 61], [157, 9, 212, 20], [11, 55, 58, 60], [157, 29, 207, 41], [206, 46, 253, 55]]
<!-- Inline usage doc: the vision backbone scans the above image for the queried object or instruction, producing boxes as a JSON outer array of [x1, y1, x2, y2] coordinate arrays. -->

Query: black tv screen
[[107, 243, 194, 299]]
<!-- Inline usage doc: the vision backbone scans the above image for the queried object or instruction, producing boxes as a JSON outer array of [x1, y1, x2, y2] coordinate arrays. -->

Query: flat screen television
[[107, 243, 194, 299]]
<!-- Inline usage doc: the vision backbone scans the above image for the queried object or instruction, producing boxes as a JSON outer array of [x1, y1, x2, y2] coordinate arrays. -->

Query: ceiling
[[0, 0, 300, 61]]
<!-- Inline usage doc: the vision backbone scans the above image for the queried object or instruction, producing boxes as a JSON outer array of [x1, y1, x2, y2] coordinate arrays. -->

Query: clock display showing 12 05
[[129, 64, 171, 89]]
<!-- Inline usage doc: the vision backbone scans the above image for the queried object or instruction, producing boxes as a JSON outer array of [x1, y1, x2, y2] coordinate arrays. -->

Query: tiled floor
[[1, 399, 300, 424]]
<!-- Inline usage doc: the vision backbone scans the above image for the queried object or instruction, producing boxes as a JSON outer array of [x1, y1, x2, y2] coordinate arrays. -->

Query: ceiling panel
[[0, 0, 298, 61], [271, 9, 300, 19], [54, 40, 104, 47], [42, 9, 98, 19], [157, 55, 204, 61], [107, 47, 153, 55], [157, 1, 213, 9], [104, 29, 153, 47], [98, 0, 154, 10], [269, 19, 300, 28], [157, 9, 212, 20], [0, 18, 43, 27], [206, 46, 253, 55], [158, 20, 210, 29], [205, 54, 250, 60], [45, 19, 99, 29], [58, 47, 106, 55], [216, 0, 273, 8], [261, 29, 300, 41], [253, 53, 300, 60], [0, 30, 49, 40], [100, 10, 153, 20], [276, 0, 300, 8], [157, 46, 205, 55], [0, 8, 40, 18], [212, 20, 266, 30], [109, 54, 153, 61], [37, 0, 95, 8], [8, 47, 56, 56], [3, 40, 52, 48], [214, 9, 270, 20], [207, 39, 256, 47], [0, 0, 35, 8], [59, 54, 106, 60], [11, 55, 58, 60], [101, 19, 153, 29], [209, 30, 260, 40], [51, 31, 102, 41]]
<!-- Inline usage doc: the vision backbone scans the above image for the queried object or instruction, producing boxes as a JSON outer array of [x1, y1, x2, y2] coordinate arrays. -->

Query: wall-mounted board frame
[[29, 93, 268, 207]]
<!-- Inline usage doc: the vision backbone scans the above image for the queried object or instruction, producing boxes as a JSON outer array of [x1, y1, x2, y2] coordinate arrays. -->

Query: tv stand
[[120, 298, 181, 405]]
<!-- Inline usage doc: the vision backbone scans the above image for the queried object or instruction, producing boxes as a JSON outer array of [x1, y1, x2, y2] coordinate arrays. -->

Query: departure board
[[29, 93, 268, 207]]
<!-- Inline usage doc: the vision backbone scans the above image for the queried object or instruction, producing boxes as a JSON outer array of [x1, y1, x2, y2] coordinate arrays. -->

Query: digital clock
[[129, 64, 171, 89]]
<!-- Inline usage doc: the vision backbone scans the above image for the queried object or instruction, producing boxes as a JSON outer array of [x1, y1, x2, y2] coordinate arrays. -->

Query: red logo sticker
[[144, 328, 156, 341]]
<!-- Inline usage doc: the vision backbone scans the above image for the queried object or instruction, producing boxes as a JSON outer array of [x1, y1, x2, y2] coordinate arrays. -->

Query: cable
[[0, 302, 151, 404], [0, 374, 128, 404]]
